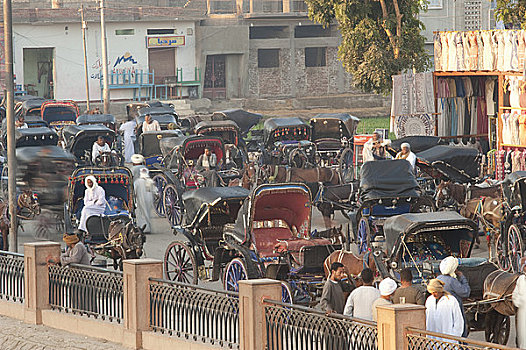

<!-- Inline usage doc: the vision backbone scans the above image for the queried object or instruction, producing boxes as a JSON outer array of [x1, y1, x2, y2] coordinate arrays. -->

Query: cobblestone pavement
[[0, 315, 129, 350]]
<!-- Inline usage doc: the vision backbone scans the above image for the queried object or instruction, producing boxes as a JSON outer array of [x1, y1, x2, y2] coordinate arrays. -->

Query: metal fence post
[[376, 304, 426, 350], [122, 258, 163, 350], [23, 242, 60, 324], [238, 279, 281, 350]]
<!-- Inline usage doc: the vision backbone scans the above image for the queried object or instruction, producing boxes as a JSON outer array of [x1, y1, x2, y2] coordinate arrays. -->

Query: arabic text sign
[[146, 36, 185, 48]]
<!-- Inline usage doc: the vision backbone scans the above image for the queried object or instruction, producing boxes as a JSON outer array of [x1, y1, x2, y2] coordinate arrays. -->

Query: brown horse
[[323, 250, 377, 281], [261, 165, 341, 185], [0, 190, 41, 250], [460, 197, 503, 261], [435, 180, 501, 207], [228, 162, 258, 190]]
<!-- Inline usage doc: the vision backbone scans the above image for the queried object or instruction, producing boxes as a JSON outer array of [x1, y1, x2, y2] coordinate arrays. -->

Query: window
[[305, 47, 326, 67], [250, 26, 289, 39], [294, 25, 331, 38], [258, 49, 279, 68], [115, 29, 134, 36], [427, 0, 443, 9], [147, 29, 175, 35]]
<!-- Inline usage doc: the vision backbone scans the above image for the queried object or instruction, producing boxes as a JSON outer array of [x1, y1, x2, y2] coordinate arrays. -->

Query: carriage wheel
[[164, 241, 198, 284], [224, 258, 248, 293], [357, 217, 370, 254], [411, 196, 436, 213], [339, 148, 354, 183], [288, 148, 308, 168], [485, 310, 511, 345], [163, 184, 182, 227], [152, 175, 167, 218], [496, 232, 511, 271], [281, 281, 293, 304], [507, 224, 524, 273]]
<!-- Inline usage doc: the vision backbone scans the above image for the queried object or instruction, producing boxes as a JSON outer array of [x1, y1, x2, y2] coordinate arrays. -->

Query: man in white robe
[[142, 114, 161, 133], [425, 279, 464, 341], [134, 168, 157, 233], [78, 175, 107, 232], [119, 119, 136, 163], [362, 132, 391, 163], [131, 154, 147, 180], [512, 274, 526, 348], [91, 136, 111, 164], [395, 142, 417, 171]]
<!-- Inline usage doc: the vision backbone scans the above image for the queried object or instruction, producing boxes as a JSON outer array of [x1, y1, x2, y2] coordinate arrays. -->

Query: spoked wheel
[[496, 232, 511, 271], [164, 241, 198, 284], [281, 281, 293, 304], [288, 149, 308, 168], [163, 184, 182, 227], [507, 224, 524, 273], [485, 309, 511, 345], [411, 196, 436, 213], [152, 174, 167, 218], [339, 148, 354, 183], [224, 258, 248, 293], [357, 216, 370, 254]]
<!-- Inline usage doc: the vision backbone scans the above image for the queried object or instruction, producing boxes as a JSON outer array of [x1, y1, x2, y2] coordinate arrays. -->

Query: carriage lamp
[[390, 261, 398, 269]]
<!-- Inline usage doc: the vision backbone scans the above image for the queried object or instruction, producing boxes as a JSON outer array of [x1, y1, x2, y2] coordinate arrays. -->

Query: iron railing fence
[[264, 299, 378, 350], [149, 278, 239, 349], [0, 251, 24, 303], [406, 327, 520, 350], [49, 263, 123, 323]]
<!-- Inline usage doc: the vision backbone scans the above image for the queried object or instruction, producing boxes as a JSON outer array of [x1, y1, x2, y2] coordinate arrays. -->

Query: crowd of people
[[362, 131, 417, 170], [320, 256, 471, 340]]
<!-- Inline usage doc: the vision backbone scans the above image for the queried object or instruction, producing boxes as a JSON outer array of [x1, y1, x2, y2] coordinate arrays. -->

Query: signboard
[[146, 36, 185, 49]]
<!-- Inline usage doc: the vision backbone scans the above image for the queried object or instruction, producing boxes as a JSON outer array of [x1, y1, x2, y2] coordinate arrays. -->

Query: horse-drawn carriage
[[64, 167, 145, 269], [15, 97, 48, 119], [221, 183, 342, 304], [352, 159, 435, 254], [137, 129, 183, 169], [310, 113, 359, 181], [61, 124, 121, 167], [76, 114, 116, 131], [262, 118, 316, 168], [40, 100, 79, 131], [126, 100, 177, 121], [164, 186, 250, 284], [194, 120, 247, 168]]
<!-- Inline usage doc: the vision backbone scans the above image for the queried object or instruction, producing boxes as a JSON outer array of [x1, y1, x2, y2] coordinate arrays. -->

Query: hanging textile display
[[434, 30, 526, 73], [394, 114, 435, 138]]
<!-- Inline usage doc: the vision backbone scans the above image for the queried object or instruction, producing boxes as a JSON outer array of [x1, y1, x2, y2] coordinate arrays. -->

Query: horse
[[435, 180, 501, 208], [228, 162, 259, 190], [0, 190, 41, 250], [260, 165, 341, 185], [323, 250, 377, 282]]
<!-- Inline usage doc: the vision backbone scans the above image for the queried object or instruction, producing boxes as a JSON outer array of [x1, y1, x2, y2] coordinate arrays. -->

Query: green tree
[[495, 0, 526, 29], [305, 0, 430, 94]]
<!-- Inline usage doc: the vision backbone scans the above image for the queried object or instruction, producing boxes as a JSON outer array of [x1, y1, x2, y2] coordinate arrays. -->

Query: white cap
[[379, 278, 398, 296], [439, 256, 459, 277]]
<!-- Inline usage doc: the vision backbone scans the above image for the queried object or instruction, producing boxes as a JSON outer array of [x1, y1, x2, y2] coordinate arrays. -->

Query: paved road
[[0, 315, 127, 350]]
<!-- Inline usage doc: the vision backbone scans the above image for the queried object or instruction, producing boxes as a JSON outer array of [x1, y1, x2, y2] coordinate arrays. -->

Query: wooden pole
[[100, 0, 110, 114], [80, 5, 90, 111]]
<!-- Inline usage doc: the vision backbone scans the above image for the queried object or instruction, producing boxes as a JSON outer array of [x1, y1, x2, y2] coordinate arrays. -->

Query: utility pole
[[3, 0, 17, 252], [99, 0, 110, 114], [80, 5, 90, 111]]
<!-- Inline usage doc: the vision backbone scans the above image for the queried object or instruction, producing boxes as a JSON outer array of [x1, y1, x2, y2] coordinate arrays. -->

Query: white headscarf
[[139, 167, 150, 179], [440, 256, 459, 278], [379, 277, 398, 296], [401, 142, 411, 150], [85, 175, 98, 194]]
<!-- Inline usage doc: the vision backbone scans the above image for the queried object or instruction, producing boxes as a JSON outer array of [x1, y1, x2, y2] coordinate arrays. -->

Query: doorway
[[148, 48, 176, 84], [203, 55, 226, 99], [23, 48, 54, 99]]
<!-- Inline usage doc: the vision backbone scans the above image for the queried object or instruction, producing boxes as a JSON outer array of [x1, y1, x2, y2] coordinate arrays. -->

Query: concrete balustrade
[[0, 242, 434, 349]]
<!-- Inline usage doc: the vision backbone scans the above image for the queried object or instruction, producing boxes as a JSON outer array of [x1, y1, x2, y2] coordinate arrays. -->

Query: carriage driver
[[196, 148, 219, 187], [395, 142, 417, 171], [91, 135, 112, 164], [78, 175, 107, 233], [362, 132, 391, 163]]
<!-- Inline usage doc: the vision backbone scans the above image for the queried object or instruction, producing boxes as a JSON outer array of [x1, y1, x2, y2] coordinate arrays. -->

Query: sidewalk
[[0, 315, 128, 350]]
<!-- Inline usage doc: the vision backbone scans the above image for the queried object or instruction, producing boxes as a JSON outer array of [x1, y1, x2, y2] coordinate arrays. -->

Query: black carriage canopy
[[164, 135, 225, 162], [359, 159, 420, 201], [390, 136, 443, 154], [263, 117, 311, 145], [211, 109, 263, 134], [139, 130, 184, 157], [502, 171, 526, 207], [16, 98, 49, 117], [68, 167, 134, 211], [416, 145, 480, 182], [24, 115, 49, 128], [136, 114, 178, 128], [310, 113, 360, 141], [9, 127, 58, 147], [383, 212, 477, 260], [41, 102, 78, 124], [182, 186, 250, 227], [62, 125, 115, 158], [16, 145, 75, 163], [231, 183, 312, 244], [77, 114, 116, 126], [194, 120, 240, 145], [138, 105, 178, 118]]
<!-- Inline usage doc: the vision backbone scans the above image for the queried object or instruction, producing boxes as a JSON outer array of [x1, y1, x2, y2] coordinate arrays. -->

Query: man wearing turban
[[437, 256, 471, 337], [425, 278, 464, 341], [372, 278, 397, 321], [60, 233, 91, 266], [78, 175, 107, 233]]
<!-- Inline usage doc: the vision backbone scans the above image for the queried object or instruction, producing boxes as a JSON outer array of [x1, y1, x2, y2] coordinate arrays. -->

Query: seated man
[[196, 148, 219, 187], [395, 142, 417, 171], [183, 159, 202, 187], [78, 175, 107, 233], [362, 132, 391, 163], [91, 136, 111, 164], [15, 115, 28, 129], [142, 114, 161, 133]]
